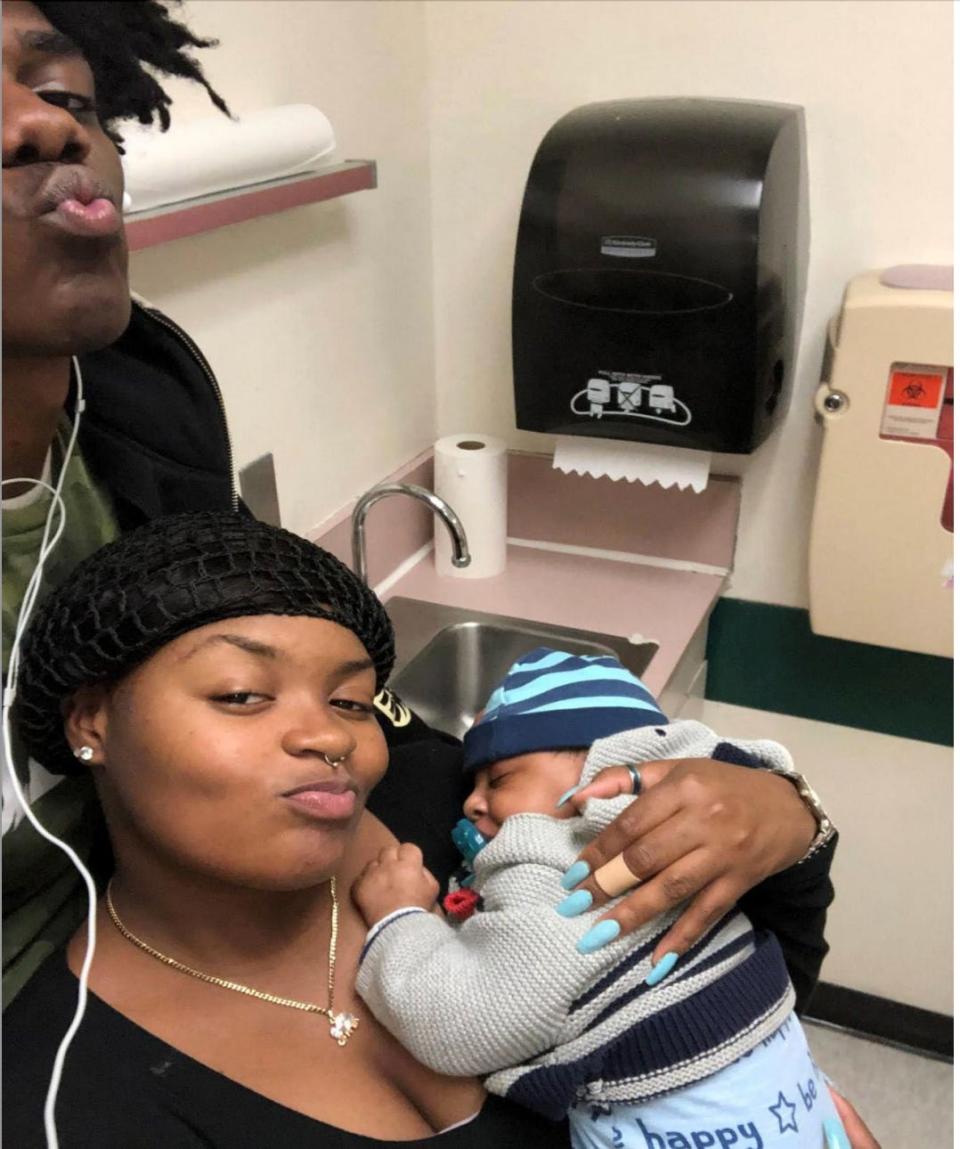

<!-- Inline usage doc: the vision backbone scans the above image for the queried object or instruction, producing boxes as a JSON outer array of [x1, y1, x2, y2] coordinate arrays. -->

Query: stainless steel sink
[[386, 597, 659, 739]]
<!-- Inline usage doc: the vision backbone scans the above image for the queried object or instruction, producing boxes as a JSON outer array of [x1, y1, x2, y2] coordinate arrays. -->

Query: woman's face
[[71, 615, 388, 890]]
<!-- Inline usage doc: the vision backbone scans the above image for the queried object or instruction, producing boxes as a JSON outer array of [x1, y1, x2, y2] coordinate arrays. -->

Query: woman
[[6, 513, 559, 1145], [5, 512, 871, 1147]]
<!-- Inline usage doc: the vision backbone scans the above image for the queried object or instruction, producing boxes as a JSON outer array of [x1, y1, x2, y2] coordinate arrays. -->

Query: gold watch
[[773, 769, 836, 862]]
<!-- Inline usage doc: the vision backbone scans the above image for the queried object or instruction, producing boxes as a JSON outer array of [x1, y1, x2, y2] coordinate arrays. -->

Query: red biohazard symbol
[[889, 371, 942, 409]]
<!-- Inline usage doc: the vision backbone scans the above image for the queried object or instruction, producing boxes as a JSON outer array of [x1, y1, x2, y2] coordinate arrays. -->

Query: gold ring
[[593, 852, 642, 898]]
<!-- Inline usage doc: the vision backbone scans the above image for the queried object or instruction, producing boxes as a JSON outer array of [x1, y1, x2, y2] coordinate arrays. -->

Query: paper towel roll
[[121, 105, 336, 214], [434, 435, 507, 578], [553, 436, 711, 492]]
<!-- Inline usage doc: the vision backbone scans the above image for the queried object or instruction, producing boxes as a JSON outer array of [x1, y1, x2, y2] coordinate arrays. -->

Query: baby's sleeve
[[355, 898, 606, 1078]]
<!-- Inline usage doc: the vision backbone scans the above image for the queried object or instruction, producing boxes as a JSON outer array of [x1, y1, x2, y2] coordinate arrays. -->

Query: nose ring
[[322, 752, 349, 768]]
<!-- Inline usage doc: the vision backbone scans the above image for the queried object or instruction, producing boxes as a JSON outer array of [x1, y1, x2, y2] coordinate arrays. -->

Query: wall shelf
[[125, 160, 377, 251]]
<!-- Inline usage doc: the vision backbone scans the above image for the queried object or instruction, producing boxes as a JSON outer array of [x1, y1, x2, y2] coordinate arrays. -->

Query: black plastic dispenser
[[512, 98, 806, 453]]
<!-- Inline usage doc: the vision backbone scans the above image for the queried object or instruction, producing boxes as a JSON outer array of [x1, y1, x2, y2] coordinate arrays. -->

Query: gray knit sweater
[[356, 721, 797, 1120]]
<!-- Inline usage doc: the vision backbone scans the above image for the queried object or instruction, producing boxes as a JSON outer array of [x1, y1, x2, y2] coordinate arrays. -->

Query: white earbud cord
[[1, 357, 98, 1149]]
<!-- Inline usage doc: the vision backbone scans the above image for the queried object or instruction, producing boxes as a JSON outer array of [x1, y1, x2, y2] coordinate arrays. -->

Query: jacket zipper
[[134, 301, 239, 511]]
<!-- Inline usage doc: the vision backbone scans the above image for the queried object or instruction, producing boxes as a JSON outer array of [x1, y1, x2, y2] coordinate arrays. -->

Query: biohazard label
[[880, 363, 948, 439]]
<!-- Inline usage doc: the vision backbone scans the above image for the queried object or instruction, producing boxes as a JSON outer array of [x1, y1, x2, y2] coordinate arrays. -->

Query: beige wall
[[676, 699, 953, 1015], [423, 0, 953, 608], [127, 0, 952, 600], [129, 0, 437, 538]]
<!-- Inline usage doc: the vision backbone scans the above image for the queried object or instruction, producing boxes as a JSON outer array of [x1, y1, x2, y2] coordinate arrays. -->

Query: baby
[[354, 648, 847, 1149]]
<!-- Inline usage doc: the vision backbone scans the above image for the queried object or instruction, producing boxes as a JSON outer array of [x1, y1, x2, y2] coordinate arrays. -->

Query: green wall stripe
[[705, 599, 953, 747]]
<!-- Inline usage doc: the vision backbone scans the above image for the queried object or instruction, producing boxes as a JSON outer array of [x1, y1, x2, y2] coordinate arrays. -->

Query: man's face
[[2, 1, 130, 357]]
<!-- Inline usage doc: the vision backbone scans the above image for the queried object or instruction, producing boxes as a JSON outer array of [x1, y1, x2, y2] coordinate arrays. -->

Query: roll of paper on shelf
[[433, 434, 507, 578]]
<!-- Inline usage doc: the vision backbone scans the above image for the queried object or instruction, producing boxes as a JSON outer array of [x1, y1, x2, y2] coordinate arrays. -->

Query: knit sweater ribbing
[[356, 721, 796, 1120]]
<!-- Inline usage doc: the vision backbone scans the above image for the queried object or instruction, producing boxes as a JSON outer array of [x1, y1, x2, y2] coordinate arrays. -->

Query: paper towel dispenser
[[512, 98, 806, 453]]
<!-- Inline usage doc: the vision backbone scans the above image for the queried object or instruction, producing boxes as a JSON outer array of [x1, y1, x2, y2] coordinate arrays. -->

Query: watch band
[[772, 768, 836, 863]]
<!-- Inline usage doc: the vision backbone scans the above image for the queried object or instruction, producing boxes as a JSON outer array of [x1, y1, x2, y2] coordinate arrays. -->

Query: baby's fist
[[352, 843, 440, 927]]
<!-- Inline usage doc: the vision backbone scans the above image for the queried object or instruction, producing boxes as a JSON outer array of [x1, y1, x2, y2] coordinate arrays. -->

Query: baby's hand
[[352, 843, 440, 926]]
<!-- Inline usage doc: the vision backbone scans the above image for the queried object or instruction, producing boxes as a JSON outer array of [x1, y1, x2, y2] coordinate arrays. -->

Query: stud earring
[[73, 746, 95, 763]]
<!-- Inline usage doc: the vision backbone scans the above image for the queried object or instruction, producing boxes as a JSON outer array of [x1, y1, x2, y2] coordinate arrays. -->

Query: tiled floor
[[805, 1022, 953, 1147]]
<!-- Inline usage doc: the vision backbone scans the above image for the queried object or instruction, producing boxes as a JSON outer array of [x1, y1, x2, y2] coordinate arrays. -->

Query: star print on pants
[[769, 1091, 800, 1134]]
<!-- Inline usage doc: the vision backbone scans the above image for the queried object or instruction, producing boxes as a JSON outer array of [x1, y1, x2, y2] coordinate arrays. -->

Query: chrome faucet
[[351, 483, 471, 585]]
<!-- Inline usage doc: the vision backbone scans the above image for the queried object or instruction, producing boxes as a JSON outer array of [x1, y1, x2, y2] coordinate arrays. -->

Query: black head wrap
[[13, 512, 395, 775]]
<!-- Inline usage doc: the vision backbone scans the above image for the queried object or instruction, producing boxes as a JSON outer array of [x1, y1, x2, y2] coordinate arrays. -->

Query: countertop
[[385, 543, 724, 697]]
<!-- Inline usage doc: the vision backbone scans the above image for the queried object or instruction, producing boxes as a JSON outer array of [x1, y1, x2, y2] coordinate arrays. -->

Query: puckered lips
[[4, 162, 121, 239], [281, 779, 358, 821]]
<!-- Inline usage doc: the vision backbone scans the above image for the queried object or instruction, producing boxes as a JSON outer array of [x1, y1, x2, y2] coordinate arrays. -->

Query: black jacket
[[76, 300, 835, 1014], [78, 298, 237, 527]]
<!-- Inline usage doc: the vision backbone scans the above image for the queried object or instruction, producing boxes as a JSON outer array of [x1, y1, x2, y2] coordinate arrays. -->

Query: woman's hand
[[352, 843, 440, 927], [561, 758, 817, 961], [827, 1087, 882, 1148]]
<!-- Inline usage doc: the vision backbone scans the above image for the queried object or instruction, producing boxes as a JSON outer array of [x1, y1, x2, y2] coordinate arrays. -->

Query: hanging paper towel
[[121, 105, 336, 215], [434, 435, 507, 578], [553, 436, 711, 492]]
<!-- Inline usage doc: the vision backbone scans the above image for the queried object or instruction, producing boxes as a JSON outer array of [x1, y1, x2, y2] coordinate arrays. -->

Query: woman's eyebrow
[[179, 634, 278, 663], [334, 657, 376, 680], [177, 638, 374, 678], [19, 29, 83, 60]]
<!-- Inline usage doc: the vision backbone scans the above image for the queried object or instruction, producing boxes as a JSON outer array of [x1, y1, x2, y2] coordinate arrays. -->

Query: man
[[2, 0, 478, 1004], [3, 0, 236, 1001]]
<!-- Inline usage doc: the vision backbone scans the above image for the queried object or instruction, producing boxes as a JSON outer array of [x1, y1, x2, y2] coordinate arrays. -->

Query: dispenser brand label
[[570, 371, 692, 427], [601, 236, 657, 258], [880, 363, 948, 440]]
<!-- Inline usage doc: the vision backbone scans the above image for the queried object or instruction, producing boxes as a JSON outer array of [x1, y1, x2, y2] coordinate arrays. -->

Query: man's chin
[[63, 293, 134, 354], [4, 290, 133, 358]]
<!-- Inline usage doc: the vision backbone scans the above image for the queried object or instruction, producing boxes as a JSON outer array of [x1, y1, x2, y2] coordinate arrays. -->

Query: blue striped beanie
[[462, 647, 667, 774]]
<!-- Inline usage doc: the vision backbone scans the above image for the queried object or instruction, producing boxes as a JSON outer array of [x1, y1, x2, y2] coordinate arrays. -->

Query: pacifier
[[451, 817, 489, 866]]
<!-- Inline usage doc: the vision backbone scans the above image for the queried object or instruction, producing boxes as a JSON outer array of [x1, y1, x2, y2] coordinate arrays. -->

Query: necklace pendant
[[329, 1011, 359, 1046]]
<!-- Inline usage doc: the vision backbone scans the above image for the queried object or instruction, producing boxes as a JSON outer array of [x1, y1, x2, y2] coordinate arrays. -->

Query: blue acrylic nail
[[576, 919, 621, 954], [555, 785, 581, 809], [645, 951, 679, 986], [556, 889, 593, 917], [823, 1118, 852, 1149], [560, 860, 591, 890]]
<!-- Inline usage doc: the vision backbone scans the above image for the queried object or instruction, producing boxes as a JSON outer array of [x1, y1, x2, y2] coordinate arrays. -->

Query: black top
[[3, 952, 569, 1149]]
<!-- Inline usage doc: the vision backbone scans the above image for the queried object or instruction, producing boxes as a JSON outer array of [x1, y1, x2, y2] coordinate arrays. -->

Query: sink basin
[[386, 597, 659, 739]]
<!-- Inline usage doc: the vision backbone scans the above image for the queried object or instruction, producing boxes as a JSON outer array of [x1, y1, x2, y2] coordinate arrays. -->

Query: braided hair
[[34, 1, 231, 146]]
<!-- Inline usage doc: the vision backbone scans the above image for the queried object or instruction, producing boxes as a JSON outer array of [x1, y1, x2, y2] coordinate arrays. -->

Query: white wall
[[423, 0, 953, 608], [126, 0, 953, 601], [676, 698, 953, 1015], [129, 0, 437, 538]]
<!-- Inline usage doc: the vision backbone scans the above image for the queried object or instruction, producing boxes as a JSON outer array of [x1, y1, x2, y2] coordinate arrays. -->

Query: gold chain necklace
[[105, 877, 359, 1047]]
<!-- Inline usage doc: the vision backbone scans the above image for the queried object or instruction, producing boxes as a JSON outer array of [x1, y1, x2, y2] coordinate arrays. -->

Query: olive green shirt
[[2, 425, 119, 1006]]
